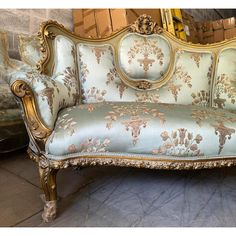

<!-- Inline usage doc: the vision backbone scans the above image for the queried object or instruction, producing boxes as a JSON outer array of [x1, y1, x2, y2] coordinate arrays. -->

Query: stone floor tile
[[0, 168, 43, 226], [0, 150, 40, 187], [3, 151, 236, 227]]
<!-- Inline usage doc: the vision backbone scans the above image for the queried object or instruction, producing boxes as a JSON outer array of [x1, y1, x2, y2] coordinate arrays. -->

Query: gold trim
[[11, 80, 52, 149], [28, 148, 236, 171], [37, 19, 129, 75], [41, 196, 57, 223], [36, 15, 236, 92], [44, 30, 56, 40]]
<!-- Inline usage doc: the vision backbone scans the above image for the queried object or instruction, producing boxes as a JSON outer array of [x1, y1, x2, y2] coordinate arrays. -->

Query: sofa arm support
[[10, 69, 78, 150], [11, 79, 52, 144]]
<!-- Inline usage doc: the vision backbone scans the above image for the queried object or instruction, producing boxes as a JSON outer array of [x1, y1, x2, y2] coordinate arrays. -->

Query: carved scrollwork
[[39, 155, 49, 169], [11, 80, 52, 142], [26, 148, 236, 172], [129, 14, 163, 35], [136, 80, 152, 90], [37, 20, 67, 74], [12, 81, 31, 98], [28, 116, 48, 139], [47, 155, 236, 171], [44, 30, 56, 40], [38, 154, 58, 222], [42, 198, 57, 223], [27, 148, 39, 162], [36, 60, 43, 72]]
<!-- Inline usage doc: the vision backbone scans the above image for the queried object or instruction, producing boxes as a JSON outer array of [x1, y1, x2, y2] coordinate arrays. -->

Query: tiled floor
[[1, 149, 236, 227]]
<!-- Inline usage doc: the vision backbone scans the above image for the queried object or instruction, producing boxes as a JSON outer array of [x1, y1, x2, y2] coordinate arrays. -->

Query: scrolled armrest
[[9, 69, 78, 148], [11, 79, 51, 141]]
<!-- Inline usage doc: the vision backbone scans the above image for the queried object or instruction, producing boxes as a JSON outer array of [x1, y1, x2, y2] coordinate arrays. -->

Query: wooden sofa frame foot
[[39, 163, 58, 223]]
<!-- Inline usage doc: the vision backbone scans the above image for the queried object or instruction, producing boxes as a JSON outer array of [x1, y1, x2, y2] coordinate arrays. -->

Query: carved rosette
[[129, 14, 163, 35], [136, 80, 152, 90], [44, 30, 56, 40]]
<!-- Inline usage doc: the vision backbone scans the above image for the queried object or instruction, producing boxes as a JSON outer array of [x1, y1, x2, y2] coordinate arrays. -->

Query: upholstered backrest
[[38, 16, 236, 108], [213, 48, 236, 110]]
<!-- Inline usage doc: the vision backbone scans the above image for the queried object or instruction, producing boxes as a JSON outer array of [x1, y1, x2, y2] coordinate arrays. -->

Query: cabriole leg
[[38, 162, 58, 223]]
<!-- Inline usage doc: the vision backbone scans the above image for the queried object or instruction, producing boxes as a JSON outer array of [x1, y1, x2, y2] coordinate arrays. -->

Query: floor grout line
[[13, 209, 43, 227], [0, 166, 41, 190]]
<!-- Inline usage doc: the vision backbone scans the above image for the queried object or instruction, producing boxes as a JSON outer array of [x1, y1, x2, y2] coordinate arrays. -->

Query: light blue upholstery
[[77, 34, 214, 106], [213, 48, 236, 110], [9, 68, 78, 129], [46, 102, 236, 159]]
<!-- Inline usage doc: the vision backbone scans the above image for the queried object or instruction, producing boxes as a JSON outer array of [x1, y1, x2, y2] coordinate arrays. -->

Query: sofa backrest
[[213, 48, 236, 110], [38, 15, 236, 109]]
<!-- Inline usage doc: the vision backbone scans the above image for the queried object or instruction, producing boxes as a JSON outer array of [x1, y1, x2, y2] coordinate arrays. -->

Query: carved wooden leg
[[38, 160, 58, 223]]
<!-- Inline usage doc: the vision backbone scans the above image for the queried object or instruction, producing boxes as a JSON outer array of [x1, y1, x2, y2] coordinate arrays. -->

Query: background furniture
[[0, 30, 41, 154]]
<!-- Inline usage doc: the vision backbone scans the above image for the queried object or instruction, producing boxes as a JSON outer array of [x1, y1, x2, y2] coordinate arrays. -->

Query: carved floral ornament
[[129, 14, 163, 35], [27, 148, 236, 171], [136, 80, 152, 90]]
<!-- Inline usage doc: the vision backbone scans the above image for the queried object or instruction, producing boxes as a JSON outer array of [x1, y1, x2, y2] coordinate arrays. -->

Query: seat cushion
[[46, 102, 236, 160]]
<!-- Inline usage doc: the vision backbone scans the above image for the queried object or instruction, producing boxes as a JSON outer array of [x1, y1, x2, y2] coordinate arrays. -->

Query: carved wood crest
[[128, 14, 163, 35]]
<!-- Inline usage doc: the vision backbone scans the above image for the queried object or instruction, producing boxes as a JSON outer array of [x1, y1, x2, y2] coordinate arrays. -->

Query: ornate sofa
[[9, 15, 236, 222]]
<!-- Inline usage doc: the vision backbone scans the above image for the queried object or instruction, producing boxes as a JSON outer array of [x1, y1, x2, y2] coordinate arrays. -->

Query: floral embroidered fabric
[[118, 33, 171, 81], [46, 102, 236, 159], [77, 34, 214, 107], [9, 68, 78, 129], [213, 48, 236, 110]]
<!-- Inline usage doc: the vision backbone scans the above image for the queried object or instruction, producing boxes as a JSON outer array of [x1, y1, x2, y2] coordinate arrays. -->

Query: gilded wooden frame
[[10, 14, 236, 222]]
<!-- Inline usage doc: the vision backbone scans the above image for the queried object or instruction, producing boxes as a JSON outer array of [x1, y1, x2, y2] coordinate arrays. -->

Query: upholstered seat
[[46, 102, 236, 160]]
